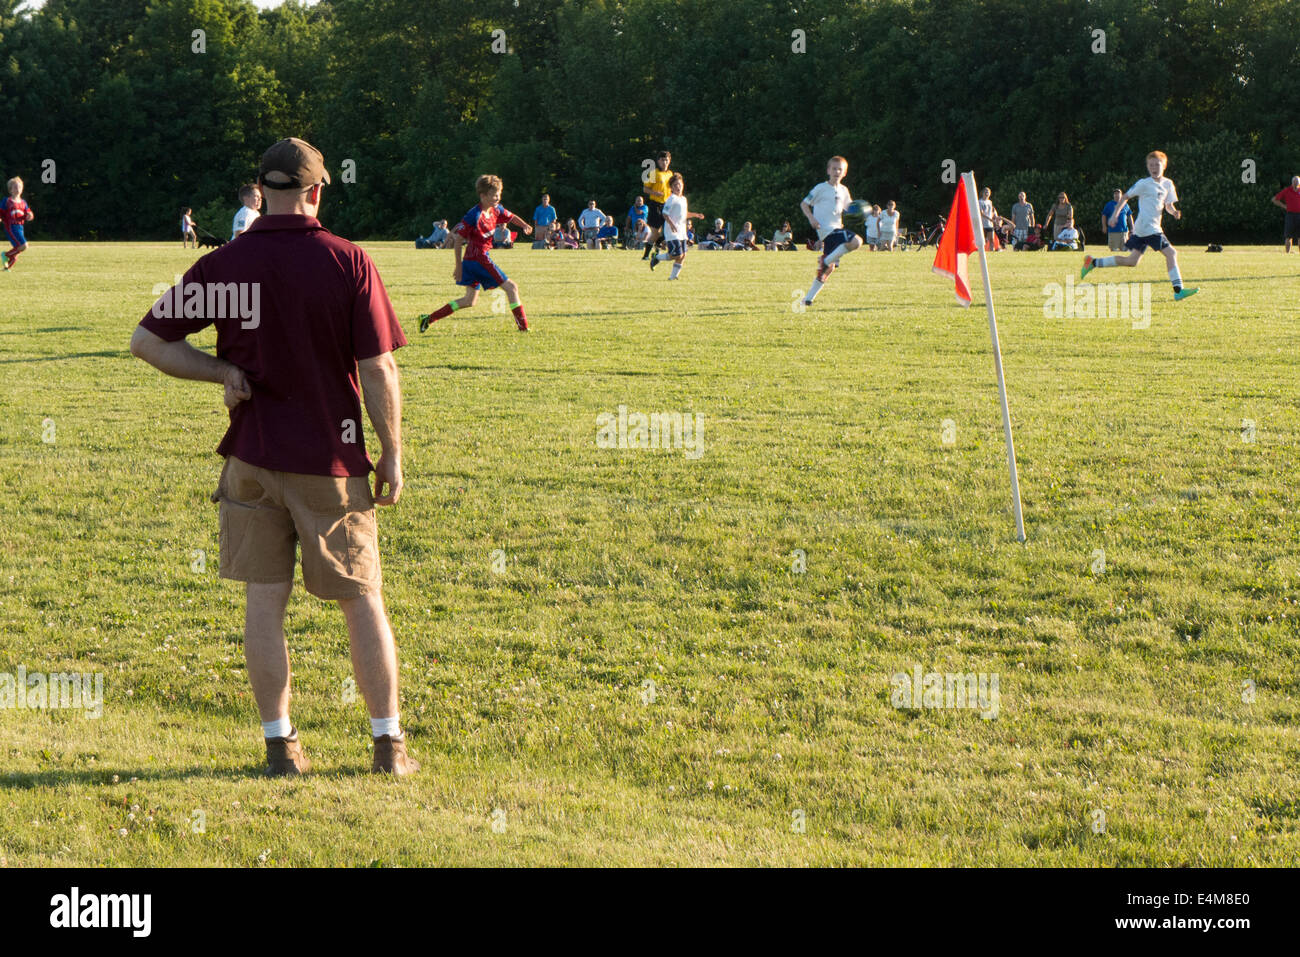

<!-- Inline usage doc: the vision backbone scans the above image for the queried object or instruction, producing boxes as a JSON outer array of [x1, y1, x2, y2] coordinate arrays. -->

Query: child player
[[418, 174, 533, 332], [641, 150, 673, 262], [649, 173, 703, 279], [1081, 150, 1198, 300], [799, 156, 862, 306], [3, 177, 34, 271]]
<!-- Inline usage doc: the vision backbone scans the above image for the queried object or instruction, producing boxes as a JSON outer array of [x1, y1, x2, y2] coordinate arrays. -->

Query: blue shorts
[[665, 239, 687, 257], [823, 228, 855, 256], [457, 256, 508, 290], [1125, 232, 1171, 252], [4, 223, 26, 248]]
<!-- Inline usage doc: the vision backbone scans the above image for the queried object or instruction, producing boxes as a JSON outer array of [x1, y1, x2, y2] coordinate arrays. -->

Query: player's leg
[[1161, 242, 1197, 299], [667, 243, 687, 279], [418, 276, 480, 332], [805, 233, 845, 305], [500, 277, 528, 331], [823, 232, 862, 267], [1082, 237, 1143, 278]]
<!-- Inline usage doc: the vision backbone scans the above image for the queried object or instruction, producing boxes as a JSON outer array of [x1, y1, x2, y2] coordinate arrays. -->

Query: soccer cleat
[[418, 313, 434, 333], [802, 299, 813, 308], [649, 254, 659, 271], [1080, 256, 1095, 279], [2, 253, 11, 271], [1174, 287, 1198, 301], [514, 313, 529, 332]]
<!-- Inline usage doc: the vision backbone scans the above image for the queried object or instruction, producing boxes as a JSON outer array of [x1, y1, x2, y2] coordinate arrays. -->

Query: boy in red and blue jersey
[[418, 174, 534, 332], [3, 177, 34, 271]]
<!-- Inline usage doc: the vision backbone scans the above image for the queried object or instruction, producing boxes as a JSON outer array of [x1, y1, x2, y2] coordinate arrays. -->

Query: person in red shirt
[[129, 138, 419, 777], [1271, 176, 1300, 253], [417, 173, 533, 332], [2, 176, 34, 271]]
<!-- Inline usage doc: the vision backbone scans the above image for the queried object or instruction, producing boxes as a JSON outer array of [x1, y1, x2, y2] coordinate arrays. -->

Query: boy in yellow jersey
[[641, 150, 674, 261]]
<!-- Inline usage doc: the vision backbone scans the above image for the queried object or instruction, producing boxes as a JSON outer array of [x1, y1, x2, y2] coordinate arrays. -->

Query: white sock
[[1168, 266, 1182, 290], [1095, 257, 1115, 267], [806, 279, 824, 303], [669, 263, 682, 278], [262, 716, 292, 739], [824, 243, 851, 265], [371, 716, 401, 739], [656, 252, 672, 261]]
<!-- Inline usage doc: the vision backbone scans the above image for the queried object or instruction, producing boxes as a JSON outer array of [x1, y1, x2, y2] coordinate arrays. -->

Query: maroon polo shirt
[[138, 214, 406, 476], [1274, 187, 1300, 214]]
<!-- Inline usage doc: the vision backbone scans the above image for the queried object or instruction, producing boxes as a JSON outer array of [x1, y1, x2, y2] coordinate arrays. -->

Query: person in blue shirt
[[1101, 188, 1132, 251], [532, 194, 558, 243], [625, 196, 648, 248]]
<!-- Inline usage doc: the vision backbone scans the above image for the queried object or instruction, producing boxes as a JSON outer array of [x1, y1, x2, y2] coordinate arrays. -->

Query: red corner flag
[[931, 184, 980, 306]]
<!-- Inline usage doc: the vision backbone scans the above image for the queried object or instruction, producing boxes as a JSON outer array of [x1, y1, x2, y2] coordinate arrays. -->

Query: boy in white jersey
[[1081, 150, 1197, 300], [799, 155, 862, 306], [650, 173, 702, 279]]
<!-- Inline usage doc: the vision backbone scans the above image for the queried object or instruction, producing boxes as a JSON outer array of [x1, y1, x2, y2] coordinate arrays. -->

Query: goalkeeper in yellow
[[640, 150, 674, 262]]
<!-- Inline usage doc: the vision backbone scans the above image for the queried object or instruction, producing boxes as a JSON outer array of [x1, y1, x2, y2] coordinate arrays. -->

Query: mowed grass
[[1, 238, 1299, 866]]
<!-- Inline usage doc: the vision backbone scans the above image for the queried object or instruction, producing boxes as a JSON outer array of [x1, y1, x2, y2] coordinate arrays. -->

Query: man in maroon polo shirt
[[1271, 176, 1300, 253], [130, 138, 419, 776]]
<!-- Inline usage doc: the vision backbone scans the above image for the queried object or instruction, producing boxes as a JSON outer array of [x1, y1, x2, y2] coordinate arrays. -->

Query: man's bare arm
[[359, 351, 403, 506], [129, 326, 251, 407]]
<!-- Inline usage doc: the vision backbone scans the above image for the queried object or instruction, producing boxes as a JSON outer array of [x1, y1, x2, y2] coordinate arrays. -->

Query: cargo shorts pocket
[[302, 508, 380, 598]]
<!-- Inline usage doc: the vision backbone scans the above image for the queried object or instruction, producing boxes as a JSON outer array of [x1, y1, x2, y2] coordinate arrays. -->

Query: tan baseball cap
[[259, 137, 331, 189]]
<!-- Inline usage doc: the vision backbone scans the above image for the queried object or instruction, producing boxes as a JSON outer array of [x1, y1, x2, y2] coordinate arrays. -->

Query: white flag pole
[[962, 171, 1026, 542]]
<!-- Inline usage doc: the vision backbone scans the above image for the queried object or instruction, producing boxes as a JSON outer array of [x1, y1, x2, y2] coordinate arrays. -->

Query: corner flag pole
[[962, 171, 1026, 542]]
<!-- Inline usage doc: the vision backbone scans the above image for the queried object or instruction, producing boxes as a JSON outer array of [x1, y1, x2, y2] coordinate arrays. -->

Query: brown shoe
[[265, 729, 311, 777], [372, 735, 421, 776]]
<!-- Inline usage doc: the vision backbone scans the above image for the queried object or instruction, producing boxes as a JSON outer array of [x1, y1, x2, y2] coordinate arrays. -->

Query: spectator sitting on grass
[[492, 221, 514, 249], [554, 218, 580, 248], [767, 220, 794, 250], [728, 221, 760, 249], [699, 218, 728, 249], [596, 216, 619, 249], [626, 196, 648, 246], [632, 218, 652, 249]]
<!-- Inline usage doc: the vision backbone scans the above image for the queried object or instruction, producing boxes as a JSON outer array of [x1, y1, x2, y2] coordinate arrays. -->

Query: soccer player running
[[418, 174, 534, 332], [1081, 150, 1198, 301], [649, 173, 703, 279], [800, 155, 862, 306], [641, 150, 673, 262], [3, 177, 34, 271]]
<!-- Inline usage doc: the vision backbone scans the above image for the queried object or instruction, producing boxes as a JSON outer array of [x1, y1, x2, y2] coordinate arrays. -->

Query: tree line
[[0, 0, 1294, 242]]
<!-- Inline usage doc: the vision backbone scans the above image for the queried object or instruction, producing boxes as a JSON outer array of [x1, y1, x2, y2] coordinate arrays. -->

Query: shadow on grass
[[1, 762, 382, 789], [0, 350, 128, 364]]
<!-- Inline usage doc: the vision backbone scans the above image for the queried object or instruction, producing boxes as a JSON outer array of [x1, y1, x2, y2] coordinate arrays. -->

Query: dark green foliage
[[0, 0, 1293, 239]]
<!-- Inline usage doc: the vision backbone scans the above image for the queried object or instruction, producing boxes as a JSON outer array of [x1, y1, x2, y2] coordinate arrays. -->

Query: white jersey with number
[[803, 181, 852, 240], [662, 194, 689, 242], [1126, 176, 1178, 236], [232, 206, 259, 239]]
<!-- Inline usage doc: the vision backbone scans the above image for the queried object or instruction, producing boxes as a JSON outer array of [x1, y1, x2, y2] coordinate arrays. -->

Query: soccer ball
[[843, 199, 870, 232]]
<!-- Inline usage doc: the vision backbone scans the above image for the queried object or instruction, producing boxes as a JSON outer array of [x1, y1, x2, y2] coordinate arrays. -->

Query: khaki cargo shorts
[[1108, 231, 1129, 251], [212, 455, 382, 600]]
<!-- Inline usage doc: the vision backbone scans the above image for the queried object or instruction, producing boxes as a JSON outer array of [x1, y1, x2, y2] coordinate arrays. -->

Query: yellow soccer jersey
[[646, 168, 673, 205]]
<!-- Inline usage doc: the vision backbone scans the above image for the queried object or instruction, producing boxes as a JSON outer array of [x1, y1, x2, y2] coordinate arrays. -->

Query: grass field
[[1, 239, 1298, 866]]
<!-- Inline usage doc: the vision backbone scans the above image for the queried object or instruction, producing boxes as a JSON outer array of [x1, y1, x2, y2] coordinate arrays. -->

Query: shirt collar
[[247, 214, 326, 233]]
